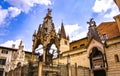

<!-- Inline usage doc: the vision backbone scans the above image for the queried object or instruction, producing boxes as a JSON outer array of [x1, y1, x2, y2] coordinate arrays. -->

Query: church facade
[[0, 41, 37, 76]]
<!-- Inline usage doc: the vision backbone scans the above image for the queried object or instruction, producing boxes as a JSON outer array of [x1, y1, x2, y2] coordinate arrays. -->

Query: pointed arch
[[89, 47, 105, 69]]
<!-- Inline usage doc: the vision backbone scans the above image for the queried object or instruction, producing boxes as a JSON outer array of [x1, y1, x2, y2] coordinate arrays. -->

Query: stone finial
[[87, 18, 96, 27], [47, 8, 52, 16], [20, 40, 22, 45], [87, 18, 101, 42], [19, 40, 24, 50]]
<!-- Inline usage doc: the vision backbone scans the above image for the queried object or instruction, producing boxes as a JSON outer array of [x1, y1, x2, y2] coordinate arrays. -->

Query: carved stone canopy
[[32, 9, 60, 64]]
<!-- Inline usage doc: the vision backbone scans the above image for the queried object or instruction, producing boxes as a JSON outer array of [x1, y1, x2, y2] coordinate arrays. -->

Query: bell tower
[[58, 22, 69, 53]]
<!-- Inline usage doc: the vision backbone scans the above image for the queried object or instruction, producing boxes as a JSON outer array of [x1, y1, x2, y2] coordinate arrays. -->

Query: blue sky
[[0, 0, 119, 51]]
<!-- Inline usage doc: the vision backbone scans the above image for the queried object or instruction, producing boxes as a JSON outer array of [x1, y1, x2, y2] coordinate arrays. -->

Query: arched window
[[114, 54, 119, 62]]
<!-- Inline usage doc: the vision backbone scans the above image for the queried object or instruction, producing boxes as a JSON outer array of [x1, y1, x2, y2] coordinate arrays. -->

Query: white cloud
[[0, 39, 31, 51], [31, 0, 52, 5], [0, 6, 22, 36], [0, 6, 8, 25], [92, 0, 119, 18], [0, 39, 22, 48], [64, 24, 81, 36], [92, 0, 113, 13], [64, 24, 87, 42], [6, 0, 52, 13], [70, 31, 87, 42], [0, 0, 52, 26], [8, 7, 21, 18], [0, 6, 22, 26], [104, 4, 119, 18]]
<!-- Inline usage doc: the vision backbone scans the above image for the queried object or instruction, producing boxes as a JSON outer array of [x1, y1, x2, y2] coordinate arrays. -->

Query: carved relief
[[5, 41, 25, 72]]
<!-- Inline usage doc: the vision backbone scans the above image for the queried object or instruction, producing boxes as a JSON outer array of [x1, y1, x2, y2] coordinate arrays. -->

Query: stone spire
[[60, 22, 67, 39], [45, 8, 52, 17], [19, 40, 24, 51], [42, 8, 55, 35], [87, 18, 101, 42]]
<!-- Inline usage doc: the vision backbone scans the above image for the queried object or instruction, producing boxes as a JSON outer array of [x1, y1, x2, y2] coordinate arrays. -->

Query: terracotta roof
[[98, 22, 120, 39], [0, 46, 17, 51], [0, 46, 32, 53]]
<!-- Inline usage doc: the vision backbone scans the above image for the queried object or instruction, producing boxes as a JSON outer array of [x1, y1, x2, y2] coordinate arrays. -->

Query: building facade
[[0, 41, 37, 76], [53, 18, 120, 76], [4, 0, 120, 76], [31, 8, 120, 76], [0, 45, 17, 76]]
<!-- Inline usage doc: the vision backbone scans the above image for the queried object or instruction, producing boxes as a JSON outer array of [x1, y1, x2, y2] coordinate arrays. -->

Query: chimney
[[12, 44, 15, 48], [114, 14, 120, 32]]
